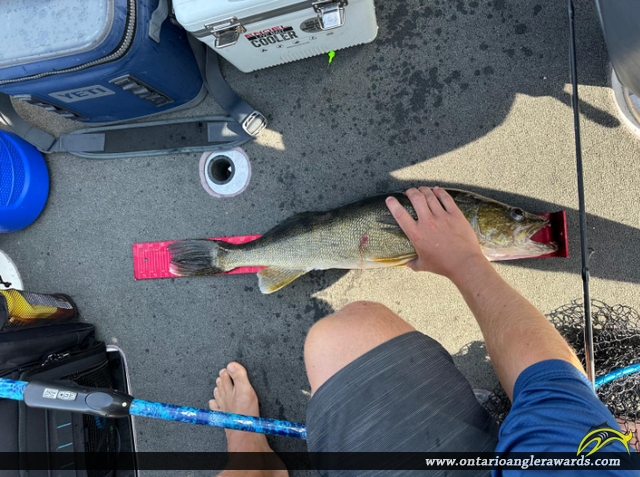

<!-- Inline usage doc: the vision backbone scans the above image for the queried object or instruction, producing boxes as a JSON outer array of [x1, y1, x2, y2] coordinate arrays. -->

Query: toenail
[[216, 377, 221, 384], [228, 363, 237, 372]]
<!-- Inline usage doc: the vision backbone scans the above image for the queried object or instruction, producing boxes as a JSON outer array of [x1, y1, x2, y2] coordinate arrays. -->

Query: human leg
[[304, 301, 498, 461], [210, 362, 288, 477], [304, 300, 417, 394]]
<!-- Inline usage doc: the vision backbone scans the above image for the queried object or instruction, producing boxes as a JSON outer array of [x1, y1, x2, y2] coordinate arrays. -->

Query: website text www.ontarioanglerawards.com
[[425, 455, 621, 470]]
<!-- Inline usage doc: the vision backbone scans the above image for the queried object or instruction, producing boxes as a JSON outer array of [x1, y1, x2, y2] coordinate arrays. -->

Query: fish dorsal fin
[[257, 268, 309, 294]]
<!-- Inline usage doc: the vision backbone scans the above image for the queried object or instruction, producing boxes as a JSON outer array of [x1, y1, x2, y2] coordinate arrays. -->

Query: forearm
[[451, 257, 584, 400]]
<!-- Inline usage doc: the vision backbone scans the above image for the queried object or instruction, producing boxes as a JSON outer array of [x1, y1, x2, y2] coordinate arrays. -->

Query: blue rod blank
[[129, 399, 307, 439]]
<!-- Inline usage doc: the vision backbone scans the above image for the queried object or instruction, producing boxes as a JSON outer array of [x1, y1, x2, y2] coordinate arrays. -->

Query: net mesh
[[0, 290, 77, 331], [481, 300, 640, 451]]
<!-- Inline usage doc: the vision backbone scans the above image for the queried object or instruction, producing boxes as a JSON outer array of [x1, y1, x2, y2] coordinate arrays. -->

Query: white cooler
[[174, 0, 378, 73]]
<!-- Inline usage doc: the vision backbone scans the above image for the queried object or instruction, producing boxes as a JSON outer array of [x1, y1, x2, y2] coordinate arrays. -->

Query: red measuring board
[[132, 211, 568, 280], [531, 211, 569, 259]]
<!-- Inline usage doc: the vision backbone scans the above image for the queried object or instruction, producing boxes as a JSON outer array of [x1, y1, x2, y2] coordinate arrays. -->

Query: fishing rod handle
[[0, 378, 308, 439]]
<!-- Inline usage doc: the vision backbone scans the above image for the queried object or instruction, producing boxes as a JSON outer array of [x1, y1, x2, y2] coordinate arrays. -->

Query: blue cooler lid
[[0, 0, 131, 82]]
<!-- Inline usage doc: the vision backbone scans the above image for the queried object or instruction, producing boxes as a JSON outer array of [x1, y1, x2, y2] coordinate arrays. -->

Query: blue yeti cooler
[[0, 0, 206, 124]]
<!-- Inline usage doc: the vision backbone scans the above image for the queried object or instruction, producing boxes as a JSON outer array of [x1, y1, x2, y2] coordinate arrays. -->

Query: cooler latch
[[205, 17, 247, 48], [312, 0, 348, 30]]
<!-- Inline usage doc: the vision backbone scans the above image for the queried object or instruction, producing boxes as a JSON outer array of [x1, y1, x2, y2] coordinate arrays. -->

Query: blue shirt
[[494, 359, 639, 476]]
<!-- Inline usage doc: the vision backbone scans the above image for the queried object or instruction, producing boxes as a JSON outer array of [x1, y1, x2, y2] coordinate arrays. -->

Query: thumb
[[405, 258, 420, 272]]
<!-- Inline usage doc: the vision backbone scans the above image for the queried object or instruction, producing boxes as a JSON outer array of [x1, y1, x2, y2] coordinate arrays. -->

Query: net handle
[[568, 0, 595, 386], [595, 362, 640, 388]]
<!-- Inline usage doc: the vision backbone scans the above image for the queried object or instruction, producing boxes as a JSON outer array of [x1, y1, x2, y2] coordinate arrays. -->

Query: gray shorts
[[306, 331, 498, 476]]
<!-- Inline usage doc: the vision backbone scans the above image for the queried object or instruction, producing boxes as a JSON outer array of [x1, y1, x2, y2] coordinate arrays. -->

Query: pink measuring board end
[[531, 210, 569, 259], [132, 235, 264, 280]]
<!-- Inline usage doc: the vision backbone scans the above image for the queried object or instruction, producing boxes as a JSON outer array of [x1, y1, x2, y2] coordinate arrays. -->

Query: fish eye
[[510, 207, 525, 222]]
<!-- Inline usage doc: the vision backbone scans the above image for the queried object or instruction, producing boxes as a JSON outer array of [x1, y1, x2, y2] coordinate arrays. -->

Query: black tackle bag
[[0, 322, 136, 477]]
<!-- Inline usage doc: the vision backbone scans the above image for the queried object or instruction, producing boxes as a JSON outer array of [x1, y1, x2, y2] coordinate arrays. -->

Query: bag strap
[[197, 37, 267, 138], [0, 93, 58, 152], [0, 36, 266, 158], [148, 0, 170, 43]]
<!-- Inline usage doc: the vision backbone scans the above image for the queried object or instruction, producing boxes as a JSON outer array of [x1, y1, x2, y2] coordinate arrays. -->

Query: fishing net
[[481, 300, 640, 451]]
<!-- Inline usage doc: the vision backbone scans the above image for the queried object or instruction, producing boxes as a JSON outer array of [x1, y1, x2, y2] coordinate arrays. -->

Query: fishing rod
[[0, 377, 308, 439], [568, 0, 595, 386]]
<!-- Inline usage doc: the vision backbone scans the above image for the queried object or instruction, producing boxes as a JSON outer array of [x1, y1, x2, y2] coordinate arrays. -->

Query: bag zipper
[[12, 343, 103, 379], [0, 0, 137, 86], [40, 351, 72, 367], [1, 351, 73, 378]]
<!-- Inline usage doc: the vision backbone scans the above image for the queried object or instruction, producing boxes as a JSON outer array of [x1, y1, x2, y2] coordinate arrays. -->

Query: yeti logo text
[[50, 85, 115, 103]]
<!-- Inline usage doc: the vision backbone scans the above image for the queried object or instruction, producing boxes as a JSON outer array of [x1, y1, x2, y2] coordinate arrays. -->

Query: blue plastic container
[[0, 131, 49, 233]]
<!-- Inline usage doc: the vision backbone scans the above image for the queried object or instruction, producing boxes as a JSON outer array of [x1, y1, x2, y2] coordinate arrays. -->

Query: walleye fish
[[169, 189, 557, 294]]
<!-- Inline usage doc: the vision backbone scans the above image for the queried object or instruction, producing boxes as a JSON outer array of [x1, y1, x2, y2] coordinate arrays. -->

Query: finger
[[386, 196, 418, 236], [433, 187, 460, 215], [406, 188, 432, 222], [419, 186, 446, 217]]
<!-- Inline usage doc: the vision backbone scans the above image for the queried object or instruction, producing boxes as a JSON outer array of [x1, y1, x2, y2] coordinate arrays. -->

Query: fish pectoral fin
[[376, 216, 412, 238], [376, 214, 400, 227], [257, 268, 309, 294], [367, 255, 416, 266]]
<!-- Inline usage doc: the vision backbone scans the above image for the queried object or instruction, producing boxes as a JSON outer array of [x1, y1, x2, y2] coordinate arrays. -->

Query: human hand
[[385, 187, 487, 279]]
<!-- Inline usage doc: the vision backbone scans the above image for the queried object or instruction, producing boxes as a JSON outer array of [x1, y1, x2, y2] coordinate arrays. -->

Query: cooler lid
[[0, 0, 115, 69], [174, 0, 312, 32]]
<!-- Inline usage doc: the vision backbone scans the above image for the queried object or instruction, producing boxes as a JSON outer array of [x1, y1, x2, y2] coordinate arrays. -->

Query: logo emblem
[[57, 391, 77, 401], [577, 423, 633, 456], [43, 388, 59, 399], [50, 85, 115, 103]]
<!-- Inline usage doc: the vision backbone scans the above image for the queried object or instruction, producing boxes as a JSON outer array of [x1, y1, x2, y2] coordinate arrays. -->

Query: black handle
[[23, 380, 133, 418]]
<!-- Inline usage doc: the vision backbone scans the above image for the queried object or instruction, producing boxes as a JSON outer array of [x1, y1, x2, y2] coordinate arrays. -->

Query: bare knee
[[309, 301, 414, 343], [304, 301, 415, 393], [338, 300, 394, 317]]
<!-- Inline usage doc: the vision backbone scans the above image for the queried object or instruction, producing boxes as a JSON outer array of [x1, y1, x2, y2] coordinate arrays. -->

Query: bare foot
[[210, 362, 288, 477]]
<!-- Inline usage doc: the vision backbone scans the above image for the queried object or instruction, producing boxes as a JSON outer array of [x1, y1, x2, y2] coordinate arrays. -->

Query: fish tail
[[168, 240, 231, 276]]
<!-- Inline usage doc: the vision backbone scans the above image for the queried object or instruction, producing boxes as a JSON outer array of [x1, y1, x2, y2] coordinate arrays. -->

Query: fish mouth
[[523, 217, 558, 252], [525, 217, 551, 241], [484, 217, 557, 261]]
